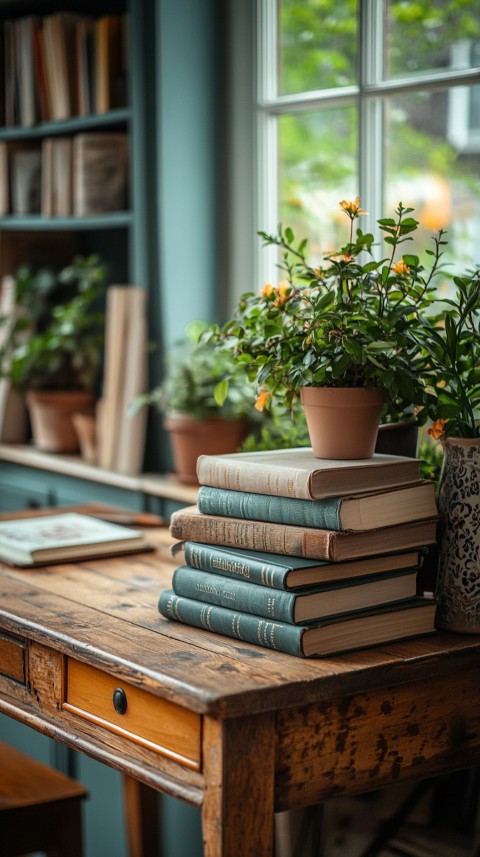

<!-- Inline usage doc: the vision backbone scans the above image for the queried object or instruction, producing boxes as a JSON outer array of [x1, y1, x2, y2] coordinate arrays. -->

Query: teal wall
[[157, 0, 219, 349]]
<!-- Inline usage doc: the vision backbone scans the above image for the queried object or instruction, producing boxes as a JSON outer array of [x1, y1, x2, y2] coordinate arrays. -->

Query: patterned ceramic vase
[[436, 437, 480, 633]]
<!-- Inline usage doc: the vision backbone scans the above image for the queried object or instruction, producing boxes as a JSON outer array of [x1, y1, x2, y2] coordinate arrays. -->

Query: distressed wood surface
[[0, 505, 479, 857], [202, 713, 276, 857]]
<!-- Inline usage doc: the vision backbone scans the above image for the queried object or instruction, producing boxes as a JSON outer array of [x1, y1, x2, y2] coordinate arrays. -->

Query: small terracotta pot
[[300, 386, 387, 460], [164, 414, 248, 484], [26, 390, 95, 453]]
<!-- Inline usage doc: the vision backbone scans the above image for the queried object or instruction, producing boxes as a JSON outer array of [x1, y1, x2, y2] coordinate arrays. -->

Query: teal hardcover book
[[173, 541, 424, 590], [197, 482, 437, 532], [171, 564, 419, 624], [158, 590, 437, 658]]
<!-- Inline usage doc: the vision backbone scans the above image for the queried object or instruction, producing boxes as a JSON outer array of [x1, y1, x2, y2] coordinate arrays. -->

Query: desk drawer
[[0, 632, 25, 684], [64, 659, 201, 771]]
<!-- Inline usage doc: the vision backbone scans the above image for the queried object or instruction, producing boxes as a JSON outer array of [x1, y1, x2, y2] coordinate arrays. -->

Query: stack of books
[[161, 448, 439, 658]]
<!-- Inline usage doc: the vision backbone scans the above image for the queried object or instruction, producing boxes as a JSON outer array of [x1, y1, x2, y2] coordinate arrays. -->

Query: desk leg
[[202, 712, 275, 857], [123, 775, 160, 857]]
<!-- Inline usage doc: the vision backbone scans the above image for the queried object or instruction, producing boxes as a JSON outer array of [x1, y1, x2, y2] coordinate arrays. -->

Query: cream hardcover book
[[0, 512, 153, 566]]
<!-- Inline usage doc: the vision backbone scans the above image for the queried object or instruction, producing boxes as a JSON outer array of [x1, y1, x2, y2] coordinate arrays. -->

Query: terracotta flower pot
[[26, 390, 95, 453], [300, 386, 387, 460], [164, 414, 248, 484]]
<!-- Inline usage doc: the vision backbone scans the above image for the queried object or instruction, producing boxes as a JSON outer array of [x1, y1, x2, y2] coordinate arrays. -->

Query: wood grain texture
[[202, 713, 275, 857], [0, 506, 479, 857], [64, 658, 202, 769], [0, 632, 24, 683], [274, 665, 480, 811]]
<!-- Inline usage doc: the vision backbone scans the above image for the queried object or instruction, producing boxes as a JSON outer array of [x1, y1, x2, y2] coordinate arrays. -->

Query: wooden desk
[[0, 516, 479, 856]]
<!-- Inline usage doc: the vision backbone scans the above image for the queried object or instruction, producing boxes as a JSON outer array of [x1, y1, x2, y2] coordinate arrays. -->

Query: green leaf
[[213, 380, 229, 406]]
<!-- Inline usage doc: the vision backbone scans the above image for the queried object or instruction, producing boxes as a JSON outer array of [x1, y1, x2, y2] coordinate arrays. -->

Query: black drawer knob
[[113, 687, 127, 715]]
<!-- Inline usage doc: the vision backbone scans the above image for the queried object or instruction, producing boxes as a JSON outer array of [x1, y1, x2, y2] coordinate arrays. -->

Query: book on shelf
[[9, 143, 42, 215], [95, 14, 127, 113], [16, 16, 40, 127], [114, 287, 148, 475], [196, 448, 423, 500], [42, 11, 84, 120], [0, 275, 28, 443], [4, 19, 16, 127], [98, 286, 130, 470], [0, 142, 8, 215], [42, 137, 73, 217], [158, 591, 437, 658], [73, 132, 128, 216], [171, 541, 425, 590], [0, 512, 153, 567], [51, 137, 73, 217], [171, 564, 419, 624], [76, 17, 95, 117], [33, 19, 51, 122], [197, 482, 437, 532], [98, 286, 148, 474], [169, 506, 438, 562]]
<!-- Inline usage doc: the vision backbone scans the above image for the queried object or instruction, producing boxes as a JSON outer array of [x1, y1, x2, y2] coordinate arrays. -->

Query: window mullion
[[360, 0, 385, 241], [257, 0, 279, 284]]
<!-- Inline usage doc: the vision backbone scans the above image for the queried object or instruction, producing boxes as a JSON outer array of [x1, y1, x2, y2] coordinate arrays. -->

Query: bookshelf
[[0, 0, 162, 504]]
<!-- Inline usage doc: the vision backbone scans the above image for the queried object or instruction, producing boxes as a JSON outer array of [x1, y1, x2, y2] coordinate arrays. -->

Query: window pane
[[277, 0, 358, 96], [385, 87, 480, 281], [385, 0, 480, 78], [278, 106, 358, 261]]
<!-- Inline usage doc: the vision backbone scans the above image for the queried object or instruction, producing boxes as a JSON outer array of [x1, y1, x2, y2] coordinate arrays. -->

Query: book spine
[[196, 456, 314, 499], [172, 566, 297, 623], [184, 542, 289, 589], [197, 485, 342, 529], [159, 589, 304, 656], [169, 512, 333, 560]]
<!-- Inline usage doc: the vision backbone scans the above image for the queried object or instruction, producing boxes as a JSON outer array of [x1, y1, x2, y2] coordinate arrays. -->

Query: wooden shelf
[[0, 444, 199, 505], [0, 212, 132, 231], [0, 108, 130, 140]]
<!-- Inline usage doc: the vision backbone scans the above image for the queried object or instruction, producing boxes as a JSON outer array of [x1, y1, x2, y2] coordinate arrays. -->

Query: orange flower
[[260, 282, 274, 298], [427, 418, 448, 440], [392, 259, 410, 276], [273, 280, 290, 308], [339, 197, 367, 219], [255, 389, 271, 412]]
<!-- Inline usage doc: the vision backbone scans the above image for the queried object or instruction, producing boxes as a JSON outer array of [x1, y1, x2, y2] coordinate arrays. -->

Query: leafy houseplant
[[414, 269, 480, 634], [417, 271, 480, 441], [0, 255, 107, 452], [136, 320, 255, 483], [213, 198, 443, 458]]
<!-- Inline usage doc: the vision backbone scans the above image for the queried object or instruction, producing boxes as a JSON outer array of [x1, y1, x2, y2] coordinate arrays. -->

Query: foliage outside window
[[257, 0, 480, 289]]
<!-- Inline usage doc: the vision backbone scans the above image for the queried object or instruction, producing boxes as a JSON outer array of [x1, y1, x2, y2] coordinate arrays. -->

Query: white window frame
[[253, 0, 480, 287]]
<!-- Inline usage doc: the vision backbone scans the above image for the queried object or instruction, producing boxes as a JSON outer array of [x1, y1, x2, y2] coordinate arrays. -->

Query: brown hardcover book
[[95, 14, 123, 113], [72, 132, 128, 216], [169, 506, 438, 562], [196, 448, 423, 501]]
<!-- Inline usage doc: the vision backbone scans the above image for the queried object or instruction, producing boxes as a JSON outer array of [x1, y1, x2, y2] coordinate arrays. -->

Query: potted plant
[[0, 255, 106, 453], [212, 198, 443, 459], [135, 320, 255, 484], [415, 269, 480, 633]]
